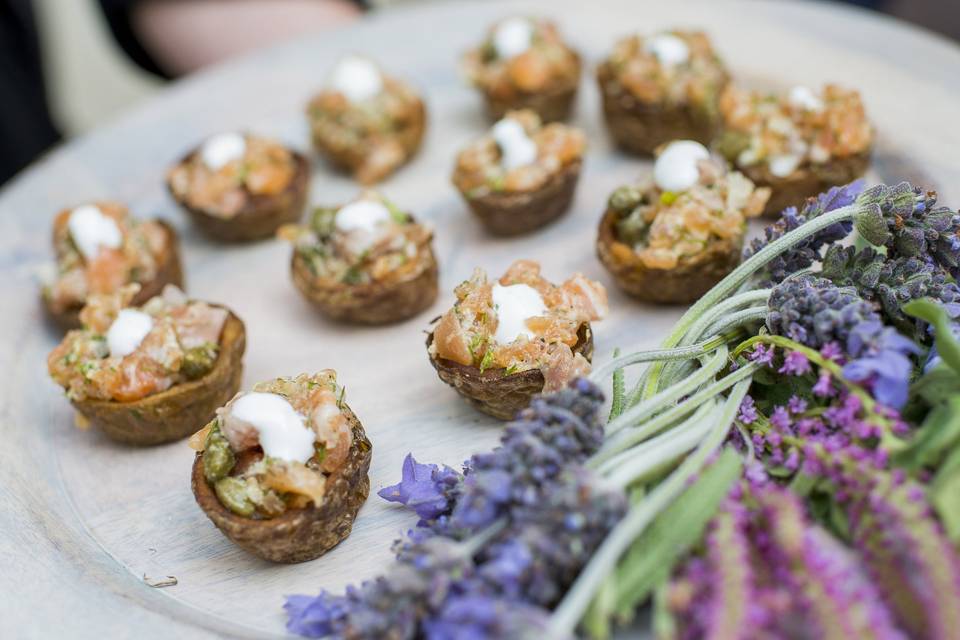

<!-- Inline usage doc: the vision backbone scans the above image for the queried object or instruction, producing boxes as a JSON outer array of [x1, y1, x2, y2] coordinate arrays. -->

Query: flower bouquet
[[285, 180, 960, 639]]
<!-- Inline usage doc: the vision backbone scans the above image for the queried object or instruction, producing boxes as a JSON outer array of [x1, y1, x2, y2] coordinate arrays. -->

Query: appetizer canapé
[[452, 109, 585, 236], [306, 56, 426, 184], [280, 191, 438, 324], [462, 17, 581, 122], [166, 132, 310, 242], [715, 83, 873, 216], [42, 202, 183, 330], [47, 285, 245, 445], [190, 371, 371, 564], [597, 140, 769, 304], [427, 260, 607, 419], [597, 30, 729, 154]]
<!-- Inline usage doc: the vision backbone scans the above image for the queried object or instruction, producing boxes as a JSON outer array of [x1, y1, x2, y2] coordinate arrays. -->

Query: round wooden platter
[[2, 1, 959, 637]]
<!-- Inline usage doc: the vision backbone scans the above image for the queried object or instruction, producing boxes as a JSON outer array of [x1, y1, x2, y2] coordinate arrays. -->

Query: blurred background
[[2, 0, 958, 187]]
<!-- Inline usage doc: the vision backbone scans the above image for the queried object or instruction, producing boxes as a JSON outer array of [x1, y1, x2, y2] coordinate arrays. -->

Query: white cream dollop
[[491, 118, 538, 170], [492, 283, 547, 345], [200, 133, 246, 171], [67, 205, 123, 260], [644, 33, 690, 67], [492, 17, 533, 59], [335, 200, 392, 234], [330, 55, 383, 103], [788, 85, 824, 111], [653, 140, 710, 192], [107, 309, 154, 358], [229, 392, 316, 463]]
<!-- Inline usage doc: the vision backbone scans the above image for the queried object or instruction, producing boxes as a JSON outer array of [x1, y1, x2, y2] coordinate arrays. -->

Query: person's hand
[[131, 0, 362, 75]]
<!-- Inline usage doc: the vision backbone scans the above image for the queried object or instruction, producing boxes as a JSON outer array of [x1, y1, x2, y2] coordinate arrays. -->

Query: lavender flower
[[286, 379, 623, 639], [779, 351, 812, 376], [844, 470, 960, 640], [423, 596, 552, 640], [744, 180, 864, 286], [855, 183, 960, 279], [822, 246, 960, 337], [379, 455, 463, 522], [767, 276, 920, 408], [757, 484, 907, 640]]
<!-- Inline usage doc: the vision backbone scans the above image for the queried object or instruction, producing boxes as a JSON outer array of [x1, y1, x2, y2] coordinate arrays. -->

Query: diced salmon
[[433, 311, 473, 365]]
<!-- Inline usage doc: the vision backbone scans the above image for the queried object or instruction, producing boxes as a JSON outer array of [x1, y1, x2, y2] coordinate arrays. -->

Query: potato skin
[[44, 220, 185, 332], [463, 160, 581, 236], [191, 405, 372, 564], [426, 323, 594, 420], [167, 151, 311, 242], [290, 238, 438, 325], [596, 209, 742, 305], [69, 310, 245, 446], [736, 151, 871, 217], [480, 53, 581, 123], [596, 62, 724, 155], [309, 97, 426, 185]]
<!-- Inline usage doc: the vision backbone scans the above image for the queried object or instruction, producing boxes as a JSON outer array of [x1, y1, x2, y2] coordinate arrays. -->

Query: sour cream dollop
[[335, 200, 392, 234], [788, 85, 824, 112], [107, 309, 154, 358], [67, 205, 123, 260], [493, 17, 533, 59], [229, 392, 316, 463], [644, 33, 690, 67], [653, 140, 710, 192], [491, 118, 538, 170], [330, 55, 383, 103], [200, 133, 246, 170], [492, 283, 547, 344]]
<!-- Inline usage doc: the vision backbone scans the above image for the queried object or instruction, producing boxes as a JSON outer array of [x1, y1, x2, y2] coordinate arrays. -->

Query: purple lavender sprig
[[743, 180, 864, 286], [286, 379, 622, 639], [854, 183, 960, 279], [766, 276, 920, 408], [821, 245, 960, 338]]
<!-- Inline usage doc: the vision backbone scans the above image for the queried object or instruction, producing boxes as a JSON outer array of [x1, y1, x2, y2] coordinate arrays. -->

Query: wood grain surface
[[2, 1, 960, 637]]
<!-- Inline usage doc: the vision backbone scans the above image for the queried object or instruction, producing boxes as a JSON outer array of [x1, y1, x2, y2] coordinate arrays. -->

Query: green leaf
[[931, 446, 960, 543], [608, 348, 626, 421], [605, 448, 742, 620], [910, 363, 960, 405], [652, 579, 677, 640], [903, 298, 960, 374], [893, 396, 960, 472]]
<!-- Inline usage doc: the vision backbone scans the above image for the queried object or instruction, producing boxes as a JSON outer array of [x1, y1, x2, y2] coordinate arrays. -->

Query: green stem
[[624, 329, 743, 408], [602, 401, 719, 485], [590, 335, 732, 384], [549, 379, 753, 636], [702, 307, 768, 339], [679, 289, 773, 347], [607, 346, 729, 436], [591, 363, 759, 468], [641, 205, 857, 400]]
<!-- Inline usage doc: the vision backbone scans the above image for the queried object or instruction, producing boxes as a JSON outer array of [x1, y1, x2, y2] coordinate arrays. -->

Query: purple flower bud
[[779, 351, 812, 376]]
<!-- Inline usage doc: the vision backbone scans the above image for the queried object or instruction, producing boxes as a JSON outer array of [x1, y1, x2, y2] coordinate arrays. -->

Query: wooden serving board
[[2, 1, 960, 637]]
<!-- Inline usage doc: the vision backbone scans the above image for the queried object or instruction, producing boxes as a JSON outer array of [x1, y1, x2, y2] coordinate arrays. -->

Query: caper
[[609, 186, 643, 213], [203, 424, 235, 483], [181, 343, 218, 380], [214, 477, 256, 517], [713, 131, 751, 162]]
